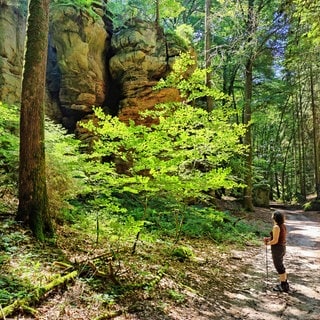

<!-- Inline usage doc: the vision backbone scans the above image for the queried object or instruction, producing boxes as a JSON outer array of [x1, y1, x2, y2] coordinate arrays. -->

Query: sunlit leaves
[[0, 102, 19, 185], [175, 24, 194, 45], [51, 0, 104, 19], [155, 52, 228, 103], [80, 101, 246, 208], [292, 0, 320, 44]]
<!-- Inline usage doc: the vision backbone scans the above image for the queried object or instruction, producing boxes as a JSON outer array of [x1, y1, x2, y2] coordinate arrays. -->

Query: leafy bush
[[0, 102, 19, 195], [45, 120, 86, 222]]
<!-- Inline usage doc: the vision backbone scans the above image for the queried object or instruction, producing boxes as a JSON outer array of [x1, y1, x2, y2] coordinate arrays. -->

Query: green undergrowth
[[0, 100, 265, 317], [66, 194, 263, 249], [0, 206, 265, 318], [0, 275, 32, 306]]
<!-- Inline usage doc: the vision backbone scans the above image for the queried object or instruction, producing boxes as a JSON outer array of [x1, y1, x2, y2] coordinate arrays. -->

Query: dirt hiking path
[[226, 208, 320, 320], [111, 207, 320, 320]]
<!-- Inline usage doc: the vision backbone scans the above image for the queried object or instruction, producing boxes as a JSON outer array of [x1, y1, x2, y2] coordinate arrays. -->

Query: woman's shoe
[[273, 282, 289, 293], [281, 281, 289, 292], [273, 284, 283, 292]]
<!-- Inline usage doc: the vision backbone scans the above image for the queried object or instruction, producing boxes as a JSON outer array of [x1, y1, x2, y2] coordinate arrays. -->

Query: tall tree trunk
[[243, 0, 255, 211], [243, 57, 254, 211], [310, 65, 320, 199], [155, 0, 160, 24], [296, 83, 306, 200], [205, 0, 213, 111], [17, 0, 53, 240]]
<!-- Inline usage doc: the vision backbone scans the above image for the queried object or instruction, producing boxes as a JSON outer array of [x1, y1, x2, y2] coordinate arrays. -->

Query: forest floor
[[0, 202, 319, 320]]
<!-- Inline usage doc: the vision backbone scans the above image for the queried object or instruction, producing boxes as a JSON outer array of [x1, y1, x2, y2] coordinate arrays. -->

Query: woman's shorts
[[271, 244, 286, 274]]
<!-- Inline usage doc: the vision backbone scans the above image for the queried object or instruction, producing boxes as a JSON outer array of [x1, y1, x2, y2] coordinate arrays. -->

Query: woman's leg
[[271, 245, 289, 292]]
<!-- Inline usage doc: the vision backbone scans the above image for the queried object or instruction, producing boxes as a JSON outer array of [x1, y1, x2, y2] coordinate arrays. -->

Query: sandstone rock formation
[[0, 1, 26, 104], [109, 19, 186, 124], [48, 5, 109, 130], [0, 3, 189, 130]]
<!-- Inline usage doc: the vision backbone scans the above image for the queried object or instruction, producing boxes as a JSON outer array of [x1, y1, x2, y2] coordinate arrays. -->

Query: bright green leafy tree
[[81, 103, 246, 247], [80, 53, 246, 245]]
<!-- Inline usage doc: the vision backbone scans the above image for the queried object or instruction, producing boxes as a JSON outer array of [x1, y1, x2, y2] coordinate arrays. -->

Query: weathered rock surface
[[253, 184, 270, 207], [0, 4, 189, 130], [48, 5, 109, 130], [0, 1, 26, 104], [109, 20, 186, 124]]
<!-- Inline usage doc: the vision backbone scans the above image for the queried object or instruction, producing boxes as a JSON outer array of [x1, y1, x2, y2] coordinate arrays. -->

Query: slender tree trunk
[[243, 0, 255, 211], [17, 0, 53, 240], [205, 0, 213, 111], [155, 0, 160, 24], [310, 65, 320, 199], [296, 85, 306, 200], [281, 136, 293, 202], [243, 57, 254, 211]]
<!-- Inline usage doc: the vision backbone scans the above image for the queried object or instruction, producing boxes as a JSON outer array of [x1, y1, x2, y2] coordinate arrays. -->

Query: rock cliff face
[[0, 3, 188, 129], [109, 19, 185, 124], [0, 1, 26, 104], [47, 5, 109, 130]]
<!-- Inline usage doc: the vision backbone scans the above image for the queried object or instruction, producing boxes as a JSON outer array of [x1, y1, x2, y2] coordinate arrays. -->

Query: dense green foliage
[[0, 102, 19, 197], [51, 0, 102, 8], [0, 102, 83, 218], [102, 0, 320, 203], [71, 54, 252, 247], [77, 103, 248, 245], [108, 0, 184, 29], [0, 99, 259, 251]]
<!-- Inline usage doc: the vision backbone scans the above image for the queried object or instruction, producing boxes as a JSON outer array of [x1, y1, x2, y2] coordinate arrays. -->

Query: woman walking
[[264, 211, 290, 292]]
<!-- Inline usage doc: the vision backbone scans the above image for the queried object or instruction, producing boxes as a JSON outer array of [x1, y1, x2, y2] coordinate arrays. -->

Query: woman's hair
[[272, 211, 285, 225]]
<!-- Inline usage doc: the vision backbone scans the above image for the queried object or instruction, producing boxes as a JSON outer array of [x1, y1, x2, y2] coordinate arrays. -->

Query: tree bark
[[296, 80, 306, 200], [310, 65, 320, 199], [243, 0, 255, 211], [243, 58, 254, 211], [205, 0, 213, 111], [155, 0, 160, 24], [17, 0, 53, 240]]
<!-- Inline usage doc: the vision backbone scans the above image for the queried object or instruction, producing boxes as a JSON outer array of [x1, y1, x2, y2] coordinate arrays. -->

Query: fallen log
[[0, 270, 78, 319], [93, 309, 123, 320]]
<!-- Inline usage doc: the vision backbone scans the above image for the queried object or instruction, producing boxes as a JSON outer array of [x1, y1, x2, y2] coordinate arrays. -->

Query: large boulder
[[109, 19, 187, 124], [48, 5, 109, 130], [253, 183, 270, 208], [0, 1, 26, 104]]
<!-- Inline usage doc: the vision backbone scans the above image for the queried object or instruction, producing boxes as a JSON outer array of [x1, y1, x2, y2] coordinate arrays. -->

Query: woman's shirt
[[270, 224, 287, 246], [277, 224, 287, 245]]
